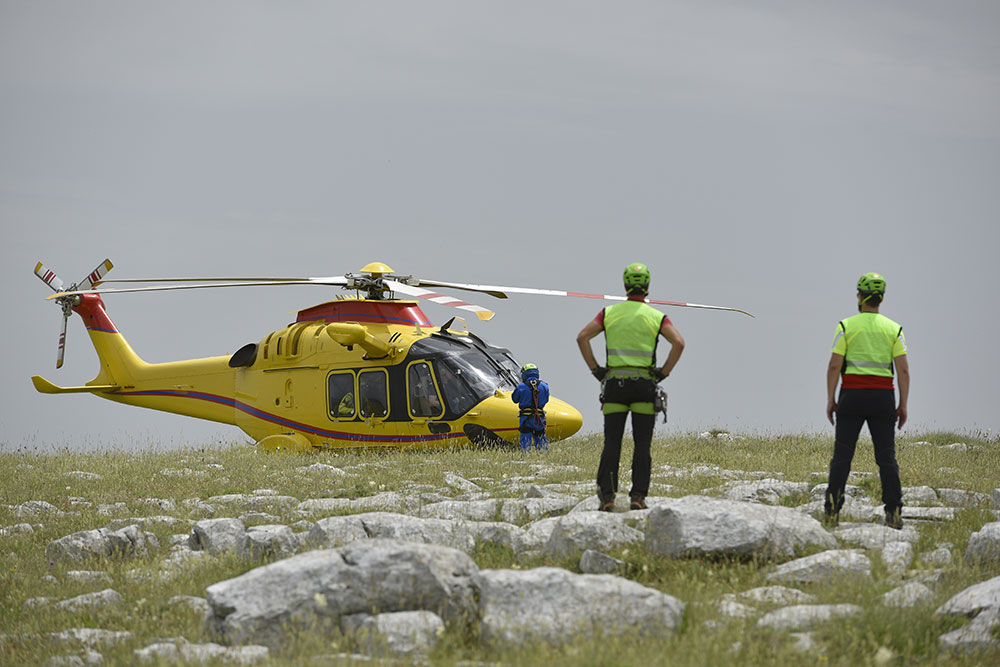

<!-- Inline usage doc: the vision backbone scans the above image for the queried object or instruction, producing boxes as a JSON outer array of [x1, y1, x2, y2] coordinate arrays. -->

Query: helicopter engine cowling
[[324, 323, 394, 358]]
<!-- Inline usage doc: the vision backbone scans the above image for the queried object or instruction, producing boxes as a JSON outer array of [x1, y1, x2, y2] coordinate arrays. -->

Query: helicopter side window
[[328, 372, 356, 419], [358, 370, 389, 419], [407, 362, 443, 418]]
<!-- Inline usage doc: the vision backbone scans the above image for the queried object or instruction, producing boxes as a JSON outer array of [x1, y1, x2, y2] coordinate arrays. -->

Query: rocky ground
[[2, 437, 1000, 664]]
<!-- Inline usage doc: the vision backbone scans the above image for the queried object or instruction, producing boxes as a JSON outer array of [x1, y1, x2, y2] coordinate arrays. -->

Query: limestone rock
[[881, 541, 914, 575], [189, 518, 248, 558], [476, 567, 683, 647], [134, 639, 269, 663], [935, 575, 1000, 618], [245, 524, 298, 561], [579, 549, 626, 575], [56, 589, 123, 612], [882, 582, 934, 608], [757, 603, 862, 630], [938, 606, 1000, 653], [544, 512, 643, 559], [731, 586, 816, 606], [205, 539, 479, 649], [766, 549, 871, 584], [416, 499, 501, 522], [834, 523, 919, 549], [645, 496, 836, 560], [965, 521, 1000, 564], [342, 610, 444, 657]]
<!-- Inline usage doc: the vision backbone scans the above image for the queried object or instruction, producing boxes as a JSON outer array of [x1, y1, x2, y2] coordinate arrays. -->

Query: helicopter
[[32, 260, 752, 453]]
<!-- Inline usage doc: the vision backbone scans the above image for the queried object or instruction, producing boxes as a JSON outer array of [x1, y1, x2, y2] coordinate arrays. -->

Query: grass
[[1, 430, 999, 665]]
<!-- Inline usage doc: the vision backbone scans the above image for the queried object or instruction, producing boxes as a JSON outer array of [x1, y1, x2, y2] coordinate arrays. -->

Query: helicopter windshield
[[407, 336, 517, 417]]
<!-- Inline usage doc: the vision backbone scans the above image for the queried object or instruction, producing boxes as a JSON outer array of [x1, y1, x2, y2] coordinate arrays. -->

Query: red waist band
[[841, 374, 894, 390]]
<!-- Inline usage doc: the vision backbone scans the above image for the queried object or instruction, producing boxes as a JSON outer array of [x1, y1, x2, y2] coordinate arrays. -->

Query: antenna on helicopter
[[34, 259, 114, 368]]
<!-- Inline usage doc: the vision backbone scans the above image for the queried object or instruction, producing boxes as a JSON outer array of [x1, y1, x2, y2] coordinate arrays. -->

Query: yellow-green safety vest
[[832, 312, 907, 377], [604, 301, 665, 373]]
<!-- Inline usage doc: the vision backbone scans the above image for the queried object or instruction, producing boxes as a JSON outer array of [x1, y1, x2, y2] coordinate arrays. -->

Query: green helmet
[[857, 272, 886, 295], [623, 263, 651, 293]]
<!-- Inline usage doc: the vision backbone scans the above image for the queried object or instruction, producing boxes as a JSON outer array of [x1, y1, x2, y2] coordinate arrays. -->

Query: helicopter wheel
[[257, 432, 313, 454]]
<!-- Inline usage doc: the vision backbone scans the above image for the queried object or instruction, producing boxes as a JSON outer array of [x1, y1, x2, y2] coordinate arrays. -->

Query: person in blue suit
[[512, 363, 549, 453]]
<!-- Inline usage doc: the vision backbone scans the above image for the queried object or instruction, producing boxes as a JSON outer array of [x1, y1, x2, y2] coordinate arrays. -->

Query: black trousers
[[825, 388, 902, 514], [597, 409, 655, 500]]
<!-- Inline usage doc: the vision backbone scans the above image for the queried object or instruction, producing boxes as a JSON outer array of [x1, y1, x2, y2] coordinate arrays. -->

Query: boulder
[[834, 523, 919, 549], [544, 512, 643, 559], [245, 524, 298, 561], [901, 486, 939, 506], [342, 610, 444, 657], [56, 589, 124, 612], [937, 488, 989, 508], [935, 575, 1000, 618], [965, 522, 1000, 564], [766, 549, 871, 584], [730, 586, 816, 606], [938, 606, 1000, 653], [500, 497, 578, 524], [45, 525, 152, 564], [415, 499, 501, 522], [205, 539, 479, 649], [297, 492, 406, 515], [463, 521, 531, 552], [352, 513, 475, 553], [882, 582, 934, 608], [645, 496, 836, 560], [307, 515, 369, 548], [881, 541, 914, 575], [721, 479, 810, 505], [134, 640, 269, 663], [189, 518, 248, 557], [757, 604, 862, 631], [476, 567, 683, 647], [579, 549, 627, 575]]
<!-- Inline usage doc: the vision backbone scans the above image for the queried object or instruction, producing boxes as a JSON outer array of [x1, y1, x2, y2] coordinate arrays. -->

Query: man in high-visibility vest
[[825, 272, 910, 529], [577, 263, 685, 511]]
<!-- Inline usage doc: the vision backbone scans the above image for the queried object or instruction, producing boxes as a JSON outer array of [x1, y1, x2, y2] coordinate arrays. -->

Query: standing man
[[825, 272, 910, 529], [512, 363, 549, 453], [577, 263, 685, 511]]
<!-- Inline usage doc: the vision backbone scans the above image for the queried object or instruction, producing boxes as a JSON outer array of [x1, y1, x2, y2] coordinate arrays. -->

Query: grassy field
[[1, 430, 999, 665]]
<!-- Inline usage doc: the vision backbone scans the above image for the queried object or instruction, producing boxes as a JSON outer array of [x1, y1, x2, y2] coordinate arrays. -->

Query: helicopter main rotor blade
[[416, 278, 754, 317], [34, 261, 65, 292], [45, 277, 348, 300], [76, 259, 114, 290], [385, 279, 495, 321], [98, 275, 343, 283]]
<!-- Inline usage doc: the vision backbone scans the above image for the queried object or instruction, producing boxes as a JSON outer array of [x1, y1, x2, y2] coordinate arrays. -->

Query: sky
[[2, 1, 998, 452]]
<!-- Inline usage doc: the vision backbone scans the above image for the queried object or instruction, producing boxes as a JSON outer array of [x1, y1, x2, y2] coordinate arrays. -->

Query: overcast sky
[[2, 1, 998, 452]]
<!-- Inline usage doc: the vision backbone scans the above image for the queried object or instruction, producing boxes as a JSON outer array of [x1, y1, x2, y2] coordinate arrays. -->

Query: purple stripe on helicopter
[[85, 326, 119, 333], [112, 389, 515, 443]]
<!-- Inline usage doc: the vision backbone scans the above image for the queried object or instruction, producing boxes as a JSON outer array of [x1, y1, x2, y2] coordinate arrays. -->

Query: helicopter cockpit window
[[407, 362, 443, 418], [328, 372, 356, 419], [358, 370, 389, 419]]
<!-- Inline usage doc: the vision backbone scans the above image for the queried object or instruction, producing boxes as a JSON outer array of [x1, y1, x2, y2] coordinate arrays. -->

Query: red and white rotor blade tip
[[419, 278, 753, 316], [34, 262, 65, 292], [77, 259, 114, 289], [56, 312, 68, 369], [385, 279, 495, 321]]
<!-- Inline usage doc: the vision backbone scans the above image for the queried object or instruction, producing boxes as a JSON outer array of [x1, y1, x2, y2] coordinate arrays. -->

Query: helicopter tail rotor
[[35, 259, 114, 368]]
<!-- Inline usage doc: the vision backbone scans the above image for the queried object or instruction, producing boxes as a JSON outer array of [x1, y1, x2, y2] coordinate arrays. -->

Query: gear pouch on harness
[[654, 387, 668, 423]]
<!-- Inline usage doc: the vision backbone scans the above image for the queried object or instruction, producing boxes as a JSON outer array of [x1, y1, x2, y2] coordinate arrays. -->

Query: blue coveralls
[[512, 368, 549, 452]]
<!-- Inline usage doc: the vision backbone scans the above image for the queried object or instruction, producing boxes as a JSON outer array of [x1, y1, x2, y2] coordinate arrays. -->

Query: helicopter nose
[[544, 397, 583, 440]]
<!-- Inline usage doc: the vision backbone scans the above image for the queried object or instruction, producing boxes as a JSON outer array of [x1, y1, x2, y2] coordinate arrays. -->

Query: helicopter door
[[406, 361, 450, 437], [357, 370, 389, 437]]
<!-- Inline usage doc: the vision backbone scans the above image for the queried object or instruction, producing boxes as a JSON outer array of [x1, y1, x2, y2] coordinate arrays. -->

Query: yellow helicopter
[[32, 260, 751, 453]]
